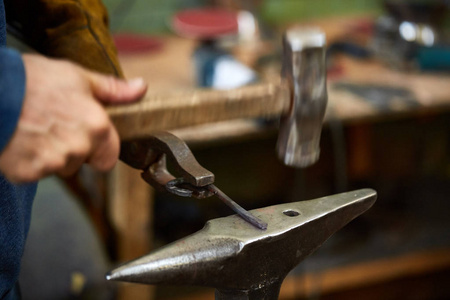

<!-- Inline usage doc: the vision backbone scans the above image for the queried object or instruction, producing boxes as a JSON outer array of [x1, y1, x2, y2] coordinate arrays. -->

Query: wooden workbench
[[108, 16, 450, 300]]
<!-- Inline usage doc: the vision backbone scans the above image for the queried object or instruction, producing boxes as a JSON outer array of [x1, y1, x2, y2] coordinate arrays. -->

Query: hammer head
[[277, 27, 328, 168], [107, 189, 376, 298]]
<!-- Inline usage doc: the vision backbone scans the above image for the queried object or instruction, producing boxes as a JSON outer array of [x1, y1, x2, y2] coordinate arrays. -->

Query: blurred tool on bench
[[172, 8, 258, 89]]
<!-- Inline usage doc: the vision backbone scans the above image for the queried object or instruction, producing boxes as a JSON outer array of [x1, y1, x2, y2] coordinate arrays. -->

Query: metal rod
[[208, 184, 268, 230]]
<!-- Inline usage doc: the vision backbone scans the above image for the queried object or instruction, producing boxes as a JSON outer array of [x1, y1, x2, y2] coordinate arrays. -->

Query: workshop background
[[16, 0, 450, 300]]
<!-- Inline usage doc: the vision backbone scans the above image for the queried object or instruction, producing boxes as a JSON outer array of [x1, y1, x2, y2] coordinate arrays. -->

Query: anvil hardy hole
[[283, 209, 300, 217]]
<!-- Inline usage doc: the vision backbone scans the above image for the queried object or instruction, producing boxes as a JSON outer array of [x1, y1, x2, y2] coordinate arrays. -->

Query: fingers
[[87, 72, 148, 104], [56, 129, 91, 177], [86, 119, 121, 172], [0, 56, 138, 183], [62, 105, 120, 174], [0, 105, 120, 183]]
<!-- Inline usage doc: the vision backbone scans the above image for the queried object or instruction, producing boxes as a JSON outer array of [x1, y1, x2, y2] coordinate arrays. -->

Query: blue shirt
[[0, 1, 37, 299]]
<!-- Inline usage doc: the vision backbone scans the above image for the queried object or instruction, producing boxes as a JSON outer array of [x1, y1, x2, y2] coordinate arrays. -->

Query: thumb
[[87, 72, 147, 104]]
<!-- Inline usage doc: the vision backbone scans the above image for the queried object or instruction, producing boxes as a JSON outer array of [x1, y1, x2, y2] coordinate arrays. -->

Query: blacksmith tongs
[[120, 132, 267, 230]]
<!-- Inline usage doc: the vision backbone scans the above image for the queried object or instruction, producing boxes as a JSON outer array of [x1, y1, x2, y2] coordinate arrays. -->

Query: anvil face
[[107, 189, 376, 294]]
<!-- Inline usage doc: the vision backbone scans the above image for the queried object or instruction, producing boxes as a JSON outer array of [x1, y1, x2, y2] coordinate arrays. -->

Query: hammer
[[111, 27, 327, 168], [107, 189, 376, 299]]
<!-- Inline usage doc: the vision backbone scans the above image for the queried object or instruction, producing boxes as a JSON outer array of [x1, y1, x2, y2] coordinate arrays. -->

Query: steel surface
[[107, 189, 376, 299]]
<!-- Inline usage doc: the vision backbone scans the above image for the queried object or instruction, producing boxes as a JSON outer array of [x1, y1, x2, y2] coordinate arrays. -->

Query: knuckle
[[70, 138, 91, 159], [87, 111, 110, 137], [47, 157, 66, 173], [90, 141, 120, 172], [37, 152, 66, 175], [94, 160, 115, 172]]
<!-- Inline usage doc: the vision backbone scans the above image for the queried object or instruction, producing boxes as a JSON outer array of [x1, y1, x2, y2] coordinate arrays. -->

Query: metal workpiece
[[207, 184, 268, 230], [107, 189, 376, 299], [277, 27, 328, 168]]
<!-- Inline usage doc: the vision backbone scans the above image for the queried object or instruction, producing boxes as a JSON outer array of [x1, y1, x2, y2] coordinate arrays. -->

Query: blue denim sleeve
[[0, 175, 36, 300], [0, 2, 37, 300], [0, 48, 36, 299], [0, 47, 25, 153]]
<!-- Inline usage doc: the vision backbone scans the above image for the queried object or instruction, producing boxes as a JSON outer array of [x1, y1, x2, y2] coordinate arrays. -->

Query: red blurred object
[[113, 34, 163, 54], [173, 8, 238, 39], [327, 63, 345, 81]]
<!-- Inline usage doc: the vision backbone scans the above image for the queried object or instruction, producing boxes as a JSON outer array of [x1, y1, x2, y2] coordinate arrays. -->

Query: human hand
[[0, 54, 147, 183]]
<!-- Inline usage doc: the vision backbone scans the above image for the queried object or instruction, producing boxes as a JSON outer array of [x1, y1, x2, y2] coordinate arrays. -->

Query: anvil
[[107, 189, 376, 300]]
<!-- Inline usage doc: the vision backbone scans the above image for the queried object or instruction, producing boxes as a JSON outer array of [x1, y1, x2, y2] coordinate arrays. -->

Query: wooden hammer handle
[[107, 82, 290, 141]]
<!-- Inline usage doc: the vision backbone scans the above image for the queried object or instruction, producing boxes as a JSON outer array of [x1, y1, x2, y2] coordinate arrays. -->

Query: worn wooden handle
[[107, 82, 290, 141]]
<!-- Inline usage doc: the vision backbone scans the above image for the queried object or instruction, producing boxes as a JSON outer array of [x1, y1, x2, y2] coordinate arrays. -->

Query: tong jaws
[[120, 132, 215, 199]]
